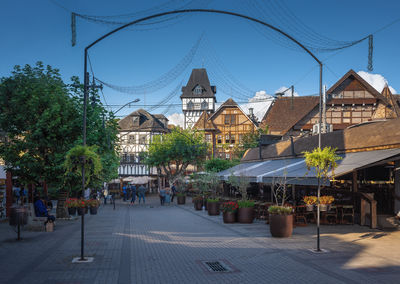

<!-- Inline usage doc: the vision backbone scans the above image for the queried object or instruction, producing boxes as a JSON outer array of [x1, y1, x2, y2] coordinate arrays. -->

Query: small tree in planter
[[221, 201, 238, 223], [204, 172, 222, 216], [174, 175, 187, 205], [303, 146, 341, 251], [227, 173, 254, 223]]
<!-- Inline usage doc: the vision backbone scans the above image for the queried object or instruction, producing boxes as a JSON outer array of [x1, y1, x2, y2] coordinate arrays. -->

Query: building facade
[[181, 68, 216, 129], [117, 109, 169, 177], [194, 98, 258, 160], [261, 69, 400, 138]]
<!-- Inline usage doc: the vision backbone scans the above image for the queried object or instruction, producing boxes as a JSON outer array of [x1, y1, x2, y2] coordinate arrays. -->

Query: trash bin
[[9, 206, 28, 226]]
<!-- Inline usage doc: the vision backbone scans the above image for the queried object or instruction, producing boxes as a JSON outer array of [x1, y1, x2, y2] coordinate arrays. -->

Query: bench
[[26, 203, 48, 231]]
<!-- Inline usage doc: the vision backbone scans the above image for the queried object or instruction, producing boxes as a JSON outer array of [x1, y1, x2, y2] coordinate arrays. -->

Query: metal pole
[[317, 177, 321, 251], [80, 48, 89, 261], [317, 63, 323, 252]]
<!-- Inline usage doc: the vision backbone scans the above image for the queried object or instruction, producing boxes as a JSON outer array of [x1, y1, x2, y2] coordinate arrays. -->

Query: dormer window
[[201, 100, 208, 110], [132, 115, 140, 126], [187, 100, 194, 110], [193, 85, 203, 95]]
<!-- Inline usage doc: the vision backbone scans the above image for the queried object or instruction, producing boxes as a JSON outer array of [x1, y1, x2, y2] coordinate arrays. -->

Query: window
[[225, 134, 230, 144], [239, 134, 243, 144], [230, 134, 235, 144], [139, 134, 147, 144], [194, 85, 202, 95], [224, 114, 236, 125], [187, 100, 194, 110], [226, 153, 230, 160], [132, 115, 140, 126], [205, 134, 212, 143], [128, 135, 135, 144], [201, 100, 208, 110], [217, 135, 222, 144]]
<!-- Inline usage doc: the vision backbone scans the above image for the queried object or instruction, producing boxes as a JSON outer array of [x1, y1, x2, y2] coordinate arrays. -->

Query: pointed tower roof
[[381, 85, 400, 117], [180, 68, 216, 99]]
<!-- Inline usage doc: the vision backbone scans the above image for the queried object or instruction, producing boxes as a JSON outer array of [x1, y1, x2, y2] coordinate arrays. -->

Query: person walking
[[171, 183, 176, 203], [122, 185, 127, 201], [130, 184, 137, 205], [138, 184, 146, 204]]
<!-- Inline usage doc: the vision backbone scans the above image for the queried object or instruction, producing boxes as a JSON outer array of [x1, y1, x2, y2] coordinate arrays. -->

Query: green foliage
[[268, 205, 293, 215], [226, 173, 251, 201], [204, 158, 240, 173], [237, 200, 255, 208], [303, 147, 341, 181], [234, 125, 269, 158], [145, 128, 208, 184], [64, 145, 102, 188], [206, 198, 219, 203]]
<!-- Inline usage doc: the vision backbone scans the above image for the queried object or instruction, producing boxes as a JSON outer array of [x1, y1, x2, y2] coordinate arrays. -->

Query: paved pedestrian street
[[1, 197, 399, 284]]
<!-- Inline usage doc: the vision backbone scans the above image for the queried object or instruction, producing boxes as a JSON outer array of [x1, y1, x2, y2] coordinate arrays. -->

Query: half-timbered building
[[181, 68, 216, 129], [194, 98, 258, 160], [117, 109, 169, 178], [261, 69, 400, 138]]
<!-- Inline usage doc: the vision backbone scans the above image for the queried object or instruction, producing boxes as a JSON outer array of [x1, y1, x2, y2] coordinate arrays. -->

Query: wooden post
[[28, 184, 33, 203], [43, 181, 48, 197], [360, 199, 366, 226], [394, 160, 400, 214], [371, 200, 377, 229], [5, 171, 13, 217], [352, 170, 358, 193]]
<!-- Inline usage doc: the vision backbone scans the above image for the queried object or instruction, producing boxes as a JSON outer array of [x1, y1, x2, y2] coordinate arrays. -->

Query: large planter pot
[[306, 204, 314, 212], [77, 207, 85, 216], [204, 199, 208, 210], [269, 214, 293, 238], [320, 204, 328, 212], [238, 207, 254, 223], [177, 195, 186, 205], [194, 201, 203, 211], [223, 211, 236, 223], [68, 207, 77, 216], [89, 206, 98, 215], [207, 202, 220, 216]]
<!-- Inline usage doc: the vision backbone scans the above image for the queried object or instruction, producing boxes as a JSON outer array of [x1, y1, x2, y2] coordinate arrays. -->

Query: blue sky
[[1, 0, 400, 123]]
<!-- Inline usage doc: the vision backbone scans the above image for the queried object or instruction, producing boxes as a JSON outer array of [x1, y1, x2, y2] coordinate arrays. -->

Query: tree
[[0, 62, 81, 188], [226, 173, 251, 201], [233, 125, 269, 159], [145, 128, 208, 184], [204, 158, 240, 173]]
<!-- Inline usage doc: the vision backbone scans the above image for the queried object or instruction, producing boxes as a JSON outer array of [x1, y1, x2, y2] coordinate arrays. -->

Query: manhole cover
[[205, 261, 229, 272]]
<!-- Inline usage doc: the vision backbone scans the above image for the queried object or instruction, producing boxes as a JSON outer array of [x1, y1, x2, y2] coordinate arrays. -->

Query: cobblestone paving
[[1, 196, 399, 284]]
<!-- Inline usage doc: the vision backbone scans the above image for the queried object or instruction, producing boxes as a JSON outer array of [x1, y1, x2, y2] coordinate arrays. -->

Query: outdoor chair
[[341, 205, 354, 224], [294, 205, 308, 226], [325, 205, 338, 224]]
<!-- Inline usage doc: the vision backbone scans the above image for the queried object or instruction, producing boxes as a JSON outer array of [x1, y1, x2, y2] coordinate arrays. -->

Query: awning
[[123, 176, 156, 184], [219, 148, 400, 186]]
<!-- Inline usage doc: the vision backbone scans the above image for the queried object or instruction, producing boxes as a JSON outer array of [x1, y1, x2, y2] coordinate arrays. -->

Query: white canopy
[[123, 176, 156, 184]]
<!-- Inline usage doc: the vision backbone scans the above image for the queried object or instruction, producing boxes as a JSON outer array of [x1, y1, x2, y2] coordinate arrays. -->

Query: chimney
[[249, 108, 254, 117]]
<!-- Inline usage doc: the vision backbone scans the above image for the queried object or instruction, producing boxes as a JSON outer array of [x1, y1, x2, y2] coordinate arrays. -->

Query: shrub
[[303, 196, 317, 205], [320, 195, 334, 205], [192, 195, 203, 202], [237, 200, 254, 208], [87, 199, 100, 207], [207, 198, 219, 203], [268, 205, 293, 215], [65, 198, 78, 208]]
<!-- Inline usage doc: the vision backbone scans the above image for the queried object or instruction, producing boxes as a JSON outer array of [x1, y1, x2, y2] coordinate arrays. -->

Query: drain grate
[[204, 261, 230, 272]]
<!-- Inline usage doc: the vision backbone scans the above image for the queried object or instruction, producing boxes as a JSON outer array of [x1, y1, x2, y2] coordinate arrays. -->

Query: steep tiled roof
[[242, 118, 400, 162], [118, 109, 169, 132], [381, 85, 400, 117], [193, 111, 217, 131], [180, 68, 216, 99], [261, 96, 319, 135]]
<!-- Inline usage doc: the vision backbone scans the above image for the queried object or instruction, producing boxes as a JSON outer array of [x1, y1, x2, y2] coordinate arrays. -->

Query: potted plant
[[221, 201, 238, 223], [268, 205, 294, 237], [88, 199, 100, 215], [303, 196, 317, 211], [227, 174, 254, 223], [268, 171, 294, 237], [174, 176, 187, 205], [76, 199, 87, 216], [192, 195, 203, 210], [65, 198, 78, 216], [207, 198, 220, 215], [319, 196, 334, 211]]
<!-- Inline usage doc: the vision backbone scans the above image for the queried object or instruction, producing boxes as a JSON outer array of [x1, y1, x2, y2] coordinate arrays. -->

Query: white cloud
[[357, 71, 396, 94], [239, 90, 274, 122], [167, 113, 184, 127], [274, 86, 299, 97]]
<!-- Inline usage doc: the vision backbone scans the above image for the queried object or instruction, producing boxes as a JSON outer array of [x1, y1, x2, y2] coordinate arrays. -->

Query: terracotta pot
[[207, 202, 220, 216], [194, 200, 203, 210], [223, 211, 236, 223], [77, 207, 85, 216], [177, 195, 186, 205], [89, 206, 98, 215], [238, 207, 254, 223], [269, 214, 293, 238], [68, 207, 77, 216]]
